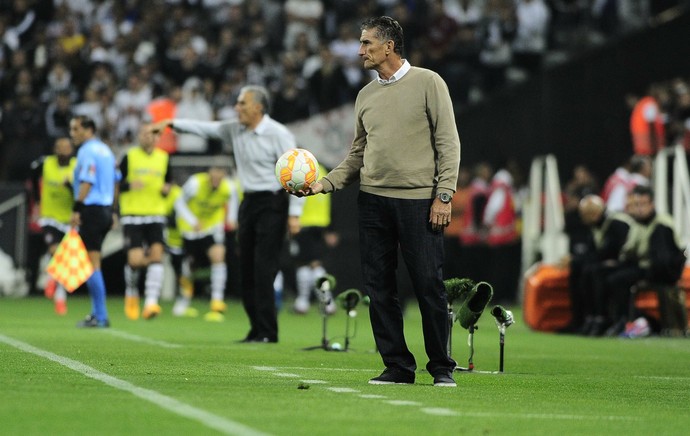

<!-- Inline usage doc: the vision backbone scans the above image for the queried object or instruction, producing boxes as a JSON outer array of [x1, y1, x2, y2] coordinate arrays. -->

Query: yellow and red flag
[[46, 229, 93, 293]]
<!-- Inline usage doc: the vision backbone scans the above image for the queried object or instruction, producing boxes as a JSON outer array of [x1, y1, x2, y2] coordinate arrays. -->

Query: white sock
[[54, 283, 67, 302], [124, 265, 140, 298], [210, 263, 227, 301], [144, 263, 164, 306], [295, 266, 313, 301]]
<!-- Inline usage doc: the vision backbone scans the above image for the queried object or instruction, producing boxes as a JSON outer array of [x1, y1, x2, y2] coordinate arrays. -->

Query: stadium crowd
[[0, 0, 684, 182]]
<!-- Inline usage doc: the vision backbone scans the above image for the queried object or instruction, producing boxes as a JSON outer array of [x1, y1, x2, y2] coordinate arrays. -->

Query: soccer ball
[[275, 148, 320, 193]]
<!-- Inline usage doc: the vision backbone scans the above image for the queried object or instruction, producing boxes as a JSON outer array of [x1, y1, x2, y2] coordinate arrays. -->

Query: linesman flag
[[46, 229, 93, 293]]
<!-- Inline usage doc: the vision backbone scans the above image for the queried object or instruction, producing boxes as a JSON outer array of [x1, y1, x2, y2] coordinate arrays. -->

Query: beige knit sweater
[[321, 66, 461, 199]]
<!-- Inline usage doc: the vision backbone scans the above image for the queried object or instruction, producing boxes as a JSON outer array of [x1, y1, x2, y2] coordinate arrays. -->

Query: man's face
[[69, 119, 91, 146], [630, 193, 655, 221], [138, 125, 156, 152], [208, 167, 226, 189], [54, 138, 73, 162], [359, 27, 390, 71], [234, 90, 263, 128], [579, 206, 602, 226]]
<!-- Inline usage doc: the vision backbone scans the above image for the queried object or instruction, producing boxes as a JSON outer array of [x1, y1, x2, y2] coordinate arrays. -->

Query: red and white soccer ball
[[275, 148, 320, 193]]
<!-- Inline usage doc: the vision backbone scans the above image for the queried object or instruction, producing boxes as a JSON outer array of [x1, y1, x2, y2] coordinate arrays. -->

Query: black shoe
[[238, 336, 277, 343], [432, 372, 457, 387], [368, 368, 415, 385], [558, 321, 582, 334], [587, 317, 607, 337], [604, 318, 626, 337], [76, 314, 110, 328]]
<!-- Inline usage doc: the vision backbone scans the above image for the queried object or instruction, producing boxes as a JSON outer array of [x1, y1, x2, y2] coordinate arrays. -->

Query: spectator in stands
[[113, 73, 152, 144], [602, 185, 686, 336], [459, 161, 492, 281], [306, 44, 351, 114], [283, 0, 324, 52], [273, 70, 310, 123], [478, 0, 516, 93], [73, 87, 105, 134], [329, 22, 365, 92], [444, 165, 471, 280], [512, 0, 550, 74], [630, 84, 667, 156], [423, 0, 460, 75], [39, 61, 78, 104], [1, 91, 45, 181], [44, 90, 73, 141], [483, 161, 520, 303], [604, 155, 651, 213], [175, 77, 213, 154]]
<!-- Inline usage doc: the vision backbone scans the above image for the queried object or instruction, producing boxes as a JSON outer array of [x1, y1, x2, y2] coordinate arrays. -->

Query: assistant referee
[[69, 115, 120, 328]]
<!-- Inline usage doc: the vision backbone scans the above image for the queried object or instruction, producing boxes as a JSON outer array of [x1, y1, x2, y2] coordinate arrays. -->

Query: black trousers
[[238, 191, 289, 341], [358, 192, 456, 376]]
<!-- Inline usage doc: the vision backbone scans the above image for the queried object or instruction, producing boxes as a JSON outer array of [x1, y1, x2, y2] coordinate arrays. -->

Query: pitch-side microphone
[[491, 305, 514, 327]]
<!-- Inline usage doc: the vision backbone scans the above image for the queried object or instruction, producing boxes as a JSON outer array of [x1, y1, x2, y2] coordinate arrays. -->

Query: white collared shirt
[[376, 59, 410, 85]]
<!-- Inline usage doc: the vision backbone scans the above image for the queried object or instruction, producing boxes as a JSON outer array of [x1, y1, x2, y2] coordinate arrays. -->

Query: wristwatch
[[437, 192, 452, 204]]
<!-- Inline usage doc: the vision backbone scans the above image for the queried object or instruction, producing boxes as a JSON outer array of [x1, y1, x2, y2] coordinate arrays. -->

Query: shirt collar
[[242, 114, 271, 134], [377, 59, 410, 85]]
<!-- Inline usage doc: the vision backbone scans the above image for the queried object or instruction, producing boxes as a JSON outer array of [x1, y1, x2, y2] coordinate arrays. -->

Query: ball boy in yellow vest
[[30, 137, 76, 315], [119, 124, 172, 320], [174, 163, 239, 321]]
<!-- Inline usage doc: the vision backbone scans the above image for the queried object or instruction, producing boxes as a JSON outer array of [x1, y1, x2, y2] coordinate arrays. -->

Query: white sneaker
[[293, 297, 310, 314]]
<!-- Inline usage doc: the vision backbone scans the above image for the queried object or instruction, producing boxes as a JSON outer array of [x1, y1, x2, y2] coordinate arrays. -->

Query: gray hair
[[240, 85, 271, 115]]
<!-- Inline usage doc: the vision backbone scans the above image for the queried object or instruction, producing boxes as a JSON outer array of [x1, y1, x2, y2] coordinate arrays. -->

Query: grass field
[[1, 296, 689, 435]]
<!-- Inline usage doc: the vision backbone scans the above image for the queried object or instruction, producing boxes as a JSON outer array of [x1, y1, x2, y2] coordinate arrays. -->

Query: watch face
[[439, 193, 451, 203]]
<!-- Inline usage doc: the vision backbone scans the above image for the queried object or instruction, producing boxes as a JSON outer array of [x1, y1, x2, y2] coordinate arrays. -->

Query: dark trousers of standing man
[[358, 192, 457, 376], [238, 190, 289, 342]]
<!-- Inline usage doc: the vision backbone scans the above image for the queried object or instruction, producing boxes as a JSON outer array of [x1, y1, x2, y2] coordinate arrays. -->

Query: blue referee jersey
[[74, 138, 120, 206]]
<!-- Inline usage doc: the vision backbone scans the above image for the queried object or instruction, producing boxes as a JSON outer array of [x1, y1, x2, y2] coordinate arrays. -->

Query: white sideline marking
[[444, 411, 641, 421], [267, 366, 376, 372], [634, 375, 690, 381], [421, 408, 459, 416], [252, 366, 278, 371], [245, 367, 640, 423], [300, 380, 327, 384], [0, 334, 270, 436], [104, 329, 183, 349], [273, 373, 300, 378], [327, 387, 360, 393], [385, 400, 422, 406]]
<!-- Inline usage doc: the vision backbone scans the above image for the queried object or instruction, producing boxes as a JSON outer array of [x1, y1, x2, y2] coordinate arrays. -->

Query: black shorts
[[123, 222, 165, 250], [79, 205, 113, 252], [183, 235, 216, 269], [42, 225, 66, 247], [292, 227, 326, 264]]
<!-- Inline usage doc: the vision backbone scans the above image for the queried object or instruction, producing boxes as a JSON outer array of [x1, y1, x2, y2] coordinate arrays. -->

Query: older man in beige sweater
[[301, 16, 461, 387]]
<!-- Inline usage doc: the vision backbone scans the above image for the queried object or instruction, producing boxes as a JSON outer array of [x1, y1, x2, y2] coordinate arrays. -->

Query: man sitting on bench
[[603, 185, 687, 337]]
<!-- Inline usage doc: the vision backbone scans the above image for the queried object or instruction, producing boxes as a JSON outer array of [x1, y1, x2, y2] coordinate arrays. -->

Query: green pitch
[[1, 296, 688, 435]]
